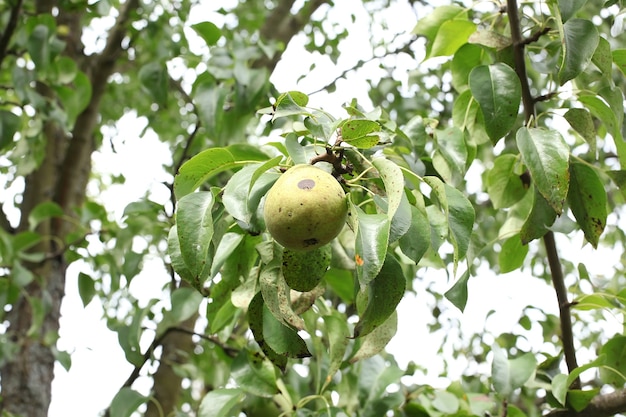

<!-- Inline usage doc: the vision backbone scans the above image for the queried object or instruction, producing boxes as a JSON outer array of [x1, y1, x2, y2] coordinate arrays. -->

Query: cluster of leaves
[[166, 1, 626, 416]]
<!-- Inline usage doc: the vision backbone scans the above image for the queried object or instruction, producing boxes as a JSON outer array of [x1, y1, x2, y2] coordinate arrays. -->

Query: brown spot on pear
[[282, 244, 332, 292], [263, 164, 348, 251]]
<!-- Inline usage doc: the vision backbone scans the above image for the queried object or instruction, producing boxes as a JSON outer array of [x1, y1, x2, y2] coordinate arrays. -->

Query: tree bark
[[0, 1, 139, 416]]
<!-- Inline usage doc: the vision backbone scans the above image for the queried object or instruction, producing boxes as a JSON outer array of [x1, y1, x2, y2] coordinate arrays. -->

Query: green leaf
[[352, 203, 390, 286], [564, 108, 596, 153], [174, 145, 269, 199], [499, 234, 528, 273], [487, 154, 527, 209], [28, 201, 64, 230], [0, 110, 20, 152], [600, 335, 626, 385], [210, 232, 245, 278], [230, 348, 281, 396], [109, 388, 149, 417], [372, 157, 404, 220], [553, 356, 606, 405], [262, 301, 311, 358], [191, 21, 222, 46], [520, 187, 557, 244], [559, 19, 599, 85], [592, 37, 613, 79], [614, 49, 626, 76], [444, 269, 470, 312], [567, 161, 607, 248], [398, 202, 430, 265], [578, 94, 626, 166], [430, 19, 476, 58], [558, 0, 587, 22], [424, 176, 475, 267], [168, 226, 194, 285], [516, 127, 570, 214], [139, 62, 169, 107], [341, 119, 381, 149], [451, 43, 489, 92], [322, 313, 351, 391], [353, 254, 406, 338], [272, 91, 311, 120], [247, 291, 288, 372], [222, 163, 279, 233], [432, 390, 460, 414], [491, 344, 537, 397], [350, 312, 397, 363], [28, 24, 52, 70], [432, 127, 468, 185], [77, 272, 96, 307], [176, 191, 214, 284], [469, 63, 521, 143], [157, 287, 203, 336], [260, 261, 305, 330], [198, 389, 244, 417]]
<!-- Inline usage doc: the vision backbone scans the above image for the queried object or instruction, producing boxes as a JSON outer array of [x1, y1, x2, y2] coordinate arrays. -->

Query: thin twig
[[0, 0, 23, 67]]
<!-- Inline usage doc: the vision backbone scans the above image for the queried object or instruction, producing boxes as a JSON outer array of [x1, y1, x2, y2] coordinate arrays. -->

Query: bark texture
[[0, 1, 139, 415]]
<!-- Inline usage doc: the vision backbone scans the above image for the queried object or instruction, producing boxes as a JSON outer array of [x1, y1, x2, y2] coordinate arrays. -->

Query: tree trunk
[[0, 1, 138, 415]]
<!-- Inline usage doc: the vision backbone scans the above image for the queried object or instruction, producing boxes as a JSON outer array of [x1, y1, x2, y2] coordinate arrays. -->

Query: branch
[[506, 0, 580, 387], [0, 0, 23, 68], [0, 203, 15, 234], [252, 0, 331, 72], [546, 388, 626, 417]]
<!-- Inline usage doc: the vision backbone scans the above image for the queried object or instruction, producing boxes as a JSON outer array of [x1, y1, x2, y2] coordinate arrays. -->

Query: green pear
[[282, 244, 332, 292], [263, 164, 347, 251]]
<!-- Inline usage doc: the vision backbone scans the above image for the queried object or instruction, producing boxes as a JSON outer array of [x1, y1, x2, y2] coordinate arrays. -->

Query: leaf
[[424, 176, 475, 268], [451, 43, 489, 92], [578, 94, 626, 166], [28, 24, 52, 70], [109, 388, 149, 417], [341, 119, 381, 149], [614, 49, 626, 76], [600, 335, 626, 385], [413, 5, 467, 55], [167, 226, 194, 285], [567, 161, 607, 248], [564, 108, 596, 153], [430, 20, 476, 58], [398, 202, 430, 264], [520, 188, 558, 244], [210, 232, 245, 278], [174, 145, 269, 199], [487, 154, 527, 209], [350, 312, 397, 363], [491, 344, 537, 397], [353, 254, 406, 338], [260, 261, 306, 330], [0, 110, 20, 152], [592, 37, 613, 79], [469, 63, 521, 143], [432, 127, 468, 185], [222, 163, 279, 233], [516, 127, 570, 214], [372, 157, 404, 220], [138, 61, 169, 107], [28, 201, 64, 230], [272, 91, 311, 120], [498, 234, 528, 273], [558, 0, 587, 22], [444, 269, 470, 312], [176, 191, 214, 284], [191, 21, 222, 46], [157, 287, 203, 336], [322, 313, 351, 391], [552, 355, 606, 405], [352, 203, 390, 286], [559, 19, 599, 85], [198, 388, 244, 417], [230, 348, 280, 396], [77, 272, 96, 307], [262, 301, 311, 359]]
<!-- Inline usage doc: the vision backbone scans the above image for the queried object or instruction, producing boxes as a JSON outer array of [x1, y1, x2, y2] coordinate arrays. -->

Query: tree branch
[[252, 0, 331, 72], [506, 0, 580, 388], [546, 388, 626, 417], [0, 203, 15, 234], [0, 0, 23, 68]]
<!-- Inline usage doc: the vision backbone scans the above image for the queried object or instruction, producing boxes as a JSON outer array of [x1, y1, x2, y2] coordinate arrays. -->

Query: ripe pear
[[282, 244, 332, 292], [263, 164, 347, 251]]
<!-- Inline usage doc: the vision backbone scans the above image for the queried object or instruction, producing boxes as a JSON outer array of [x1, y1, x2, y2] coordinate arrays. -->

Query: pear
[[263, 164, 347, 251]]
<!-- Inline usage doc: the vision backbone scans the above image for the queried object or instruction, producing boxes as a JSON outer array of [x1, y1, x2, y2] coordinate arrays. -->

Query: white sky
[[7, 0, 619, 416]]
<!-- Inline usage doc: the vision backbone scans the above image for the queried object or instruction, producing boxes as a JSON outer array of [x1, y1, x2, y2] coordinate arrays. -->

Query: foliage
[[1, 0, 626, 417]]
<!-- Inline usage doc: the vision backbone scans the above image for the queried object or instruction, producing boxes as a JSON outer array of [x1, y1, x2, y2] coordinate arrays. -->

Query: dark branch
[[506, 0, 581, 389], [546, 388, 626, 417], [0, 203, 15, 234], [0, 0, 23, 67]]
